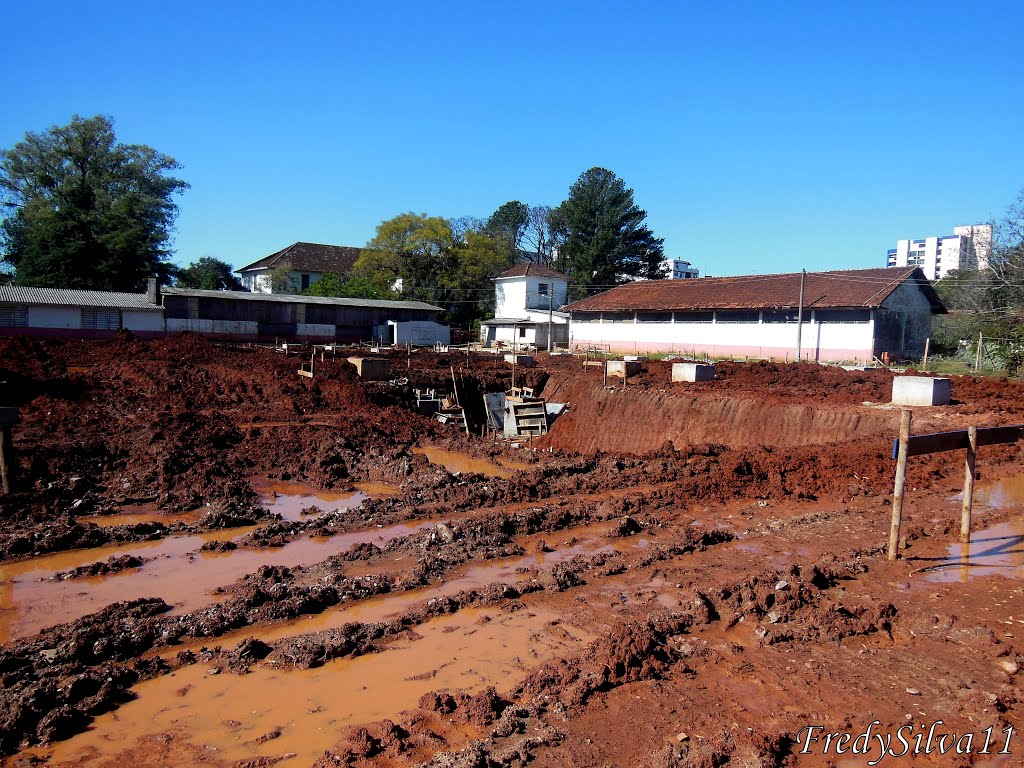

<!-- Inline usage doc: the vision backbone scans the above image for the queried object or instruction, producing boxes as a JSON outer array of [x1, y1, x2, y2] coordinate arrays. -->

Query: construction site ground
[[0, 333, 1022, 768]]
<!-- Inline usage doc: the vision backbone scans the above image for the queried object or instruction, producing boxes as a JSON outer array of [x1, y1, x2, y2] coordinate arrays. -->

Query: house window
[[538, 283, 549, 297], [815, 309, 870, 323], [301, 274, 311, 291], [81, 309, 122, 330], [518, 326, 527, 338], [636, 312, 672, 323], [714, 311, 760, 323], [0, 305, 28, 327], [674, 311, 713, 323], [602, 312, 634, 323], [763, 310, 800, 323]]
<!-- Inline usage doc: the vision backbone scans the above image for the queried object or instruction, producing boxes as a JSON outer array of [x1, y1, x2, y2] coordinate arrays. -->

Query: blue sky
[[3, 1, 1022, 277]]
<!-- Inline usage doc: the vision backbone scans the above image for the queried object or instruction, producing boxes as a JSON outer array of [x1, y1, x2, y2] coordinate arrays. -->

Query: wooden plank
[[0, 408, 19, 427], [976, 424, 1024, 447], [892, 423, 1024, 459]]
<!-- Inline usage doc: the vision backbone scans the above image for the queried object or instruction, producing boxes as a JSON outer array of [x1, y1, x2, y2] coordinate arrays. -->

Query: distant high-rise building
[[886, 224, 992, 280], [663, 257, 700, 279]]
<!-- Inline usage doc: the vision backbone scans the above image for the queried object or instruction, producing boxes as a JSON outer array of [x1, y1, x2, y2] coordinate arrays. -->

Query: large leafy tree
[[174, 257, 244, 291], [552, 167, 665, 298], [0, 114, 188, 290], [353, 212, 457, 304], [484, 200, 529, 264]]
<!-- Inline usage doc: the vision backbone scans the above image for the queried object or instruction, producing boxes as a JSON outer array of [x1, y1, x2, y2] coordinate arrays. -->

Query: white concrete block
[[504, 354, 534, 368], [672, 363, 715, 382], [891, 376, 951, 406], [606, 360, 641, 378]]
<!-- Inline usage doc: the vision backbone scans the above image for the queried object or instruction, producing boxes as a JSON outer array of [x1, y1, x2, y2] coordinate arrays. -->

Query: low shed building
[[566, 267, 944, 363], [162, 288, 448, 344], [0, 285, 164, 338]]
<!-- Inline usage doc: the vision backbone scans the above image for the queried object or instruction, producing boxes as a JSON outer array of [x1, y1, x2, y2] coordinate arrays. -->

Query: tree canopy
[[552, 167, 665, 298], [0, 114, 189, 291], [174, 257, 244, 291]]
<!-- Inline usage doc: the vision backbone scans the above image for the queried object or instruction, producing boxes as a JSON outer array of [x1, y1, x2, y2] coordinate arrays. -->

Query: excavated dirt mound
[[1, 339, 1022, 767]]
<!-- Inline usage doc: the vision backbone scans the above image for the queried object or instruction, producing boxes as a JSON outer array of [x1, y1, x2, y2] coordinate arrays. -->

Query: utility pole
[[795, 268, 806, 363], [547, 287, 553, 353]]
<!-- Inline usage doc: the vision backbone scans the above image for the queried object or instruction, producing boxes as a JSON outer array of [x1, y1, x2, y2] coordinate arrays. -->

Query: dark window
[[636, 312, 672, 323], [602, 312, 634, 323], [763, 309, 800, 323], [674, 311, 714, 323], [538, 283, 549, 296], [715, 311, 760, 323], [301, 274, 311, 291], [0, 305, 28, 327], [518, 326, 527, 337], [82, 309, 121, 330], [815, 309, 870, 323]]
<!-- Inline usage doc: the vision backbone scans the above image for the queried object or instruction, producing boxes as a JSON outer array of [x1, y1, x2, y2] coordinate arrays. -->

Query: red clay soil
[[0, 337, 1022, 768]]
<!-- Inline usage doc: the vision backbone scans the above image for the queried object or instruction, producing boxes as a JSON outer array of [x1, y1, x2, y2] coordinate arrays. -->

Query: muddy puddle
[[150, 526, 626, 660], [77, 506, 205, 528], [251, 479, 395, 521], [35, 603, 594, 768], [0, 483, 405, 643], [922, 473, 1024, 583], [0, 516, 443, 644], [413, 446, 519, 478]]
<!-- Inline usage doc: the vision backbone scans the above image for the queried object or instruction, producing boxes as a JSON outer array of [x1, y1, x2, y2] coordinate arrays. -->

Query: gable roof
[[161, 287, 441, 312], [565, 267, 945, 314], [0, 285, 161, 310], [495, 263, 568, 280], [237, 242, 362, 274]]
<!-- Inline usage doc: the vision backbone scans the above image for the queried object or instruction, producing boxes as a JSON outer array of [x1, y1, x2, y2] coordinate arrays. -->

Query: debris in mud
[[51, 554, 148, 580]]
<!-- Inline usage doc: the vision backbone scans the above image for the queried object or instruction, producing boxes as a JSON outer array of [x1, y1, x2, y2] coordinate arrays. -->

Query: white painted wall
[[28, 307, 80, 329], [494, 275, 568, 317], [167, 319, 260, 336], [373, 320, 450, 346], [122, 311, 164, 331], [570, 311, 876, 362]]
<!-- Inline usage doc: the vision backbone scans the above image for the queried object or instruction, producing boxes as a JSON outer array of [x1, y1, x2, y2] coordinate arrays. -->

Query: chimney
[[147, 276, 160, 305]]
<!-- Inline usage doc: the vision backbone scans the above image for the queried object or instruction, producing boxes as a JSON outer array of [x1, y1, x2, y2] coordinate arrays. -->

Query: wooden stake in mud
[[960, 425, 977, 544], [975, 332, 983, 372], [922, 337, 931, 371], [888, 408, 913, 560], [0, 408, 19, 495]]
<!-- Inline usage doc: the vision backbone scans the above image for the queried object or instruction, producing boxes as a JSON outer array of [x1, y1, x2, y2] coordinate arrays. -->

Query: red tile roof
[[237, 242, 362, 274], [566, 267, 945, 313], [495, 263, 568, 280]]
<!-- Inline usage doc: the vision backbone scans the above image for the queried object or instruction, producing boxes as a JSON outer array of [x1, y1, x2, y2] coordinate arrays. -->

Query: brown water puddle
[[413, 446, 514, 478], [77, 505, 205, 528], [35, 603, 594, 768], [149, 529, 622, 661], [0, 516, 442, 644], [250, 479, 386, 521]]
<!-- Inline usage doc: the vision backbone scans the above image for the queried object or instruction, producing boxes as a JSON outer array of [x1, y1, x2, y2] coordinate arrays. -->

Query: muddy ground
[[0, 334, 1022, 767]]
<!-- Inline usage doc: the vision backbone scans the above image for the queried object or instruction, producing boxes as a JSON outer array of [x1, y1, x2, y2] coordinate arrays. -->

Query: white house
[[0, 283, 164, 339], [236, 242, 362, 293], [479, 264, 570, 350], [566, 267, 944, 364]]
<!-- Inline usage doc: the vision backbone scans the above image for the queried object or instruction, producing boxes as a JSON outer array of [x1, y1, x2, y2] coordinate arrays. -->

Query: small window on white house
[[538, 283, 549, 296], [81, 309, 122, 330], [518, 326, 527, 338], [0, 305, 28, 327]]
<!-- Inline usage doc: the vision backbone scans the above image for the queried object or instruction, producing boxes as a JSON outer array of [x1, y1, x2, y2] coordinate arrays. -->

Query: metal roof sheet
[[0, 285, 161, 310], [566, 267, 945, 314], [162, 287, 442, 312]]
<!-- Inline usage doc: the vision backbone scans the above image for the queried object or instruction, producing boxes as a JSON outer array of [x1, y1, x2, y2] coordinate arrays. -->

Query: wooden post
[[603, 360, 608, 387], [960, 425, 977, 543], [922, 337, 930, 371], [888, 408, 913, 560], [975, 332, 983, 372], [0, 425, 13, 495]]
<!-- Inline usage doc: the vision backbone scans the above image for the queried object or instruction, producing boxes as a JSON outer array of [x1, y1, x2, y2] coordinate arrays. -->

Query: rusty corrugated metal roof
[[565, 267, 945, 313]]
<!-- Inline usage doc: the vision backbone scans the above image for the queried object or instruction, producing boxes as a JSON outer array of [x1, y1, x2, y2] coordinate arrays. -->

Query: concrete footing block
[[891, 376, 951, 406], [504, 354, 534, 368], [347, 357, 390, 380], [606, 360, 641, 378], [672, 363, 715, 382]]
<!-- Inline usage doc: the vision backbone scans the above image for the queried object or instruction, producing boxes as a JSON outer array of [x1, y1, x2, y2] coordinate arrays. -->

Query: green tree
[[353, 212, 456, 303], [552, 167, 665, 298], [303, 272, 399, 300], [443, 230, 510, 324], [484, 200, 529, 264], [0, 114, 188, 290], [174, 256, 244, 290]]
